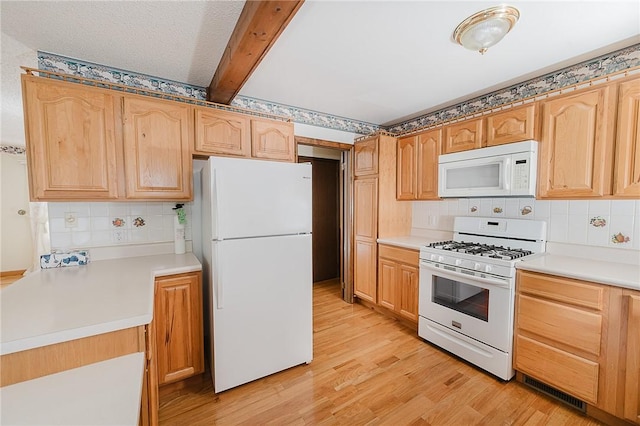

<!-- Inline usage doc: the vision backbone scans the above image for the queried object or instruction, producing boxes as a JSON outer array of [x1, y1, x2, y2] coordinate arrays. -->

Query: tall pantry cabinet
[[353, 134, 411, 303]]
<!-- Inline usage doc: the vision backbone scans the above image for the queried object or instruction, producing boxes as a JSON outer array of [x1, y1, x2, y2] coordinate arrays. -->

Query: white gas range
[[418, 216, 546, 380]]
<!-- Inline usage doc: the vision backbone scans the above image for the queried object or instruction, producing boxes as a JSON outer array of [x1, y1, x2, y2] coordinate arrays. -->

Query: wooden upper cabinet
[[443, 117, 484, 154], [614, 78, 640, 198], [538, 85, 616, 198], [396, 136, 417, 200], [354, 137, 379, 176], [22, 75, 120, 200], [416, 129, 441, 200], [122, 96, 193, 200], [250, 119, 295, 162], [194, 108, 250, 157], [397, 129, 441, 200], [486, 104, 538, 146]]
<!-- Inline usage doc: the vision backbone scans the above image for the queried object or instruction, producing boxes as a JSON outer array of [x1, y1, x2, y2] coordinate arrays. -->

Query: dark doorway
[[299, 156, 340, 283]]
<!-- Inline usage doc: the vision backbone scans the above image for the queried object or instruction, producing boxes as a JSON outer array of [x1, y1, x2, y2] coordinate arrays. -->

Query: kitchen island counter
[[0, 252, 201, 356], [0, 352, 144, 425]]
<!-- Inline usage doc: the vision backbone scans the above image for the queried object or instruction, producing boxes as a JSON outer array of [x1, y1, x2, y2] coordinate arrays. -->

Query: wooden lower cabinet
[[154, 272, 204, 385], [515, 270, 640, 425], [377, 244, 419, 323], [623, 291, 640, 424], [354, 238, 377, 303]]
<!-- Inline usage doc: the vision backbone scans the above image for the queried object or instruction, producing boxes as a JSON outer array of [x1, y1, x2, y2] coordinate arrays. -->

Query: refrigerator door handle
[[214, 244, 224, 309], [213, 169, 221, 239]]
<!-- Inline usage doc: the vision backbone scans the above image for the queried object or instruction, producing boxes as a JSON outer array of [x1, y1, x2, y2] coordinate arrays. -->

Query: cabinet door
[[354, 178, 378, 239], [22, 75, 120, 200], [416, 129, 441, 200], [250, 119, 295, 162], [354, 239, 377, 303], [194, 107, 250, 157], [443, 118, 484, 154], [624, 291, 640, 423], [122, 96, 193, 199], [354, 137, 378, 176], [614, 78, 640, 197], [378, 258, 398, 310], [538, 85, 616, 198], [354, 177, 378, 303], [486, 104, 537, 146], [154, 272, 204, 385], [398, 264, 419, 322], [396, 136, 417, 200]]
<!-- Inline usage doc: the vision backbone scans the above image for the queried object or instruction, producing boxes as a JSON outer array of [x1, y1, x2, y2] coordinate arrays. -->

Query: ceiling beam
[[207, 0, 304, 104]]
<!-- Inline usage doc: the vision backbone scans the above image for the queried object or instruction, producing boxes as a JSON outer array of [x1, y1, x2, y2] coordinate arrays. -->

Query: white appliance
[[438, 140, 538, 198], [201, 156, 313, 393], [418, 217, 546, 380]]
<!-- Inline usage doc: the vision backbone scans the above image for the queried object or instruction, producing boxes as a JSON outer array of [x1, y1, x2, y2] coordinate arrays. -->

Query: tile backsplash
[[413, 199, 640, 250], [48, 201, 192, 250]]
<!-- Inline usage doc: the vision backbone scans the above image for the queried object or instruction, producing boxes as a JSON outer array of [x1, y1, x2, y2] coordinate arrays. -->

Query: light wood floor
[[158, 279, 602, 425]]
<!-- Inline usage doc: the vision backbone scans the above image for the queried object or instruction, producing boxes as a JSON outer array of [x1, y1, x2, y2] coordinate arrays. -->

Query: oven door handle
[[420, 261, 511, 289]]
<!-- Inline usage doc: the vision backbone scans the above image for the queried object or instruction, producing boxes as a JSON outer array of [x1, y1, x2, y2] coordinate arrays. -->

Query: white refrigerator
[[201, 156, 313, 393]]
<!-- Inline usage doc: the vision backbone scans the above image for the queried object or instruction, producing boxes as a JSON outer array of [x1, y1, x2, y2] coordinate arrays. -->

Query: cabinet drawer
[[378, 244, 419, 265], [517, 294, 602, 355], [518, 271, 604, 310], [515, 335, 599, 404]]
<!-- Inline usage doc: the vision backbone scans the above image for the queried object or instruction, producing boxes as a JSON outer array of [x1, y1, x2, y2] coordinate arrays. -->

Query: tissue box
[[40, 251, 90, 269]]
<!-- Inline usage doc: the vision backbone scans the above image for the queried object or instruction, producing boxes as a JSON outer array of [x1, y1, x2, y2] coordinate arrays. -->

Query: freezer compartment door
[[210, 234, 313, 393], [209, 157, 312, 239]]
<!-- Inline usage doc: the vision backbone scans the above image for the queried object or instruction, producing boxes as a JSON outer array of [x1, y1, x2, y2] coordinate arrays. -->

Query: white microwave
[[438, 140, 538, 198]]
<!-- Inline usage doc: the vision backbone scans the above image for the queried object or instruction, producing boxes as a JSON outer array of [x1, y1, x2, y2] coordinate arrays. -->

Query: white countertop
[[1, 252, 201, 355], [517, 253, 640, 291], [377, 234, 446, 251], [0, 352, 144, 425]]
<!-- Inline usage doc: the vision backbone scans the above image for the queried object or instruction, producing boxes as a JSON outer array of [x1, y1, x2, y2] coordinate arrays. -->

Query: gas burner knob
[[485, 265, 492, 273], [430, 254, 438, 261], [438, 256, 445, 263], [474, 262, 483, 271], [455, 259, 463, 266]]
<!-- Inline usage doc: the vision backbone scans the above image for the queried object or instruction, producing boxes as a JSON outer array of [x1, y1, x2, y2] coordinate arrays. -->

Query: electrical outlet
[[64, 212, 78, 228], [112, 230, 126, 242]]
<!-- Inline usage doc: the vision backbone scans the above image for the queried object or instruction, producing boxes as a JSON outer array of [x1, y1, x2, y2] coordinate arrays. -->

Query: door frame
[[296, 136, 354, 303]]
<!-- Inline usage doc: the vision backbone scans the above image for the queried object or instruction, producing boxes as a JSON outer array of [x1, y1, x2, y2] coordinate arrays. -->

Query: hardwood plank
[[158, 279, 603, 425], [207, 0, 304, 104]]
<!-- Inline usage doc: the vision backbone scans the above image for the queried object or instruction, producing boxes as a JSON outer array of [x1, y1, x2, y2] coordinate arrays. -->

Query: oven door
[[418, 261, 514, 352]]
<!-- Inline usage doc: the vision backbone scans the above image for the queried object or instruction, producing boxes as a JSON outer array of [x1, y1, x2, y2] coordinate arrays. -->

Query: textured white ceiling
[[239, 1, 640, 125], [1, 1, 244, 86], [1, 0, 639, 132]]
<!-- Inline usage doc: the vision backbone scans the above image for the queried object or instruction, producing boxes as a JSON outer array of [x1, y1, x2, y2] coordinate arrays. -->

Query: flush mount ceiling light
[[453, 5, 520, 54]]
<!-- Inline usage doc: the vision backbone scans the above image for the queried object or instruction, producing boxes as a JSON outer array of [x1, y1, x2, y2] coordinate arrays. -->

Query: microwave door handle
[[420, 261, 511, 289], [503, 157, 512, 190]]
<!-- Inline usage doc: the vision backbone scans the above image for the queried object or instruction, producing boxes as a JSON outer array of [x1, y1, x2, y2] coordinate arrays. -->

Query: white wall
[[0, 153, 33, 271], [0, 34, 38, 271], [1, 33, 37, 146], [412, 198, 640, 251], [293, 122, 359, 144]]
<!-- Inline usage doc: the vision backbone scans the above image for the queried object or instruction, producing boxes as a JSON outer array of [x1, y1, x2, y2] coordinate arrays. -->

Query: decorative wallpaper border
[[1, 145, 26, 155], [387, 44, 640, 135], [231, 96, 380, 134], [38, 43, 640, 137], [38, 52, 208, 100]]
